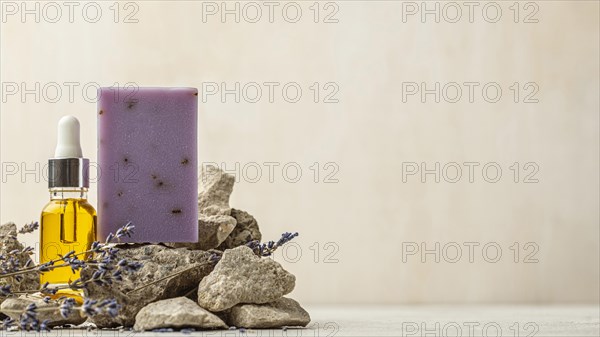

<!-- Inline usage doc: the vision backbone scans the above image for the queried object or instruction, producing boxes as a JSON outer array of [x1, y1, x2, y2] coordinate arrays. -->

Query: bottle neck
[[49, 187, 88, 200]]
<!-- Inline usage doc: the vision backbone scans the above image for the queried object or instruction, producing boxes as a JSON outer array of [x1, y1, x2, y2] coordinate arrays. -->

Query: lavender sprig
[[2, 297, 120, 331], [59, 298, 120, 318], [1, 317, 15, 330], [246, 232, 299, 257], [59, 298, 76, 318], [13, 303, 50, 332], [0, 222, 139, 331], [0, 245, 35, 276], [0, 284, 11, 296], [18, 222, 39, 234], [71, 258, 143, 289], [1, 223, 142, 297]]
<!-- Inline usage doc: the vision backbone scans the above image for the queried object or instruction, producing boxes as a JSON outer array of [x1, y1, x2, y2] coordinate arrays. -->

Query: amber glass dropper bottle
[[40, 116, 96, 302]]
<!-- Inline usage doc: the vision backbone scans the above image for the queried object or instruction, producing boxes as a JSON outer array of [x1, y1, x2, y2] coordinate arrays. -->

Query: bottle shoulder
[[41, 200, 59, 213], [41, 199, 96, 215]]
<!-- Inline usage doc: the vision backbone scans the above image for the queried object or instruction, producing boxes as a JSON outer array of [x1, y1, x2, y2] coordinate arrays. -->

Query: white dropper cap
[[54, 115, 83, 158]]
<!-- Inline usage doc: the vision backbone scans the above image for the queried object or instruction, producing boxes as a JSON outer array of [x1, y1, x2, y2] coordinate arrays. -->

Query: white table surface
[[39, 305, 600, 337], [303, 305, 600, 337]]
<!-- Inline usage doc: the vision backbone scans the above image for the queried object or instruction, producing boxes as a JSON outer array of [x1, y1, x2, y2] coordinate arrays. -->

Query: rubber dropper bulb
[[54, 115, 83, 158]]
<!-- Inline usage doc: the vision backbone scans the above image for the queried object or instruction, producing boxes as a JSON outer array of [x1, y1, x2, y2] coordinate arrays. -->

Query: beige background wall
[[1, 1, 598, 304]]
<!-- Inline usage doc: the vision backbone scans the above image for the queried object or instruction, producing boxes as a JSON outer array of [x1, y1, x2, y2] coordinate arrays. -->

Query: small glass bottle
[[40, 116, 96, 301]]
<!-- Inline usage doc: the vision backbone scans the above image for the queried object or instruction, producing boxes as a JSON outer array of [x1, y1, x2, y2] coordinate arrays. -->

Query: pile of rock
[[133, 245, 309, 331], [0, 223, 40, 322], [0, 223, 39, 304], [0, 166, 310, 331]]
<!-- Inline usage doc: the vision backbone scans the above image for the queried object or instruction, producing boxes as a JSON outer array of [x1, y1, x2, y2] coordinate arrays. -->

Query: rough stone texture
[[0, 223, 40, 305], [227, 298, 310, 328], [197, 246, 295, 312], [1, 297, 86, 327], [198, 166, 235, 216], [165, 166, 237, 250], [217, 209, 262, 250], [166, 215, 236, 251], [83, 244, 215, 328], [134, 297, 227, 331]]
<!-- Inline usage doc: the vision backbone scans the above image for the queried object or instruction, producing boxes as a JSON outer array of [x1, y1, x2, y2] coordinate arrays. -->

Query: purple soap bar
[[98, 87, 198, 243]]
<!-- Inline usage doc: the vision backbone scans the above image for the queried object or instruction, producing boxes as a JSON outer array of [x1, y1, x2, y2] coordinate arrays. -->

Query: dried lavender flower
[[0, 284, 11, 296], [97, 299, 120, 317], [18, 221, 39, 234], [39, 320, 50, 332], [115, 222, 134, 239], [1, 296, 120, 332], [208, 252, 222, 265], [81, 299, 99, 317], [59, 298, 76, 318], [40, 281, 58, 295], [21, 246, 34, 255], [1, 317, 15, 330], [17, 303, 47, 331], [0, 223, 141, 331], [2, 223, 143, 297], [246, 232, 299, 257]]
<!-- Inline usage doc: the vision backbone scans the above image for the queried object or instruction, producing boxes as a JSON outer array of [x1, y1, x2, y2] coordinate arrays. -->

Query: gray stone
[[197, 246, 295, 312], [165, 166, 237, 250], [166, 214, 236, 251], [199, 166, 235, 216], [0, 223, 40, 305], [228, 298, 310, 328], [83, 244, 215, 328], [134, 297, 227, 331], [1, 297, 86, 327], [217, 209, 262, 250]]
